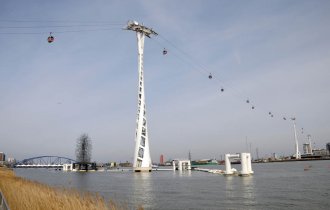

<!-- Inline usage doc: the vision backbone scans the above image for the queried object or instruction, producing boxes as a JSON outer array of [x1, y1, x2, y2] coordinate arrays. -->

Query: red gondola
[[47, 32, 54, 43]]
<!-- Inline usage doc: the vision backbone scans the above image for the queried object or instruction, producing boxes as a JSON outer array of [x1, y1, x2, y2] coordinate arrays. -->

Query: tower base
[[134, 167, 152, 172]]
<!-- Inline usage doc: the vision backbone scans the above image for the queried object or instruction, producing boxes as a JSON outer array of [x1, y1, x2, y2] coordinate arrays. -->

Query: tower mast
[[126, 21, 157, 172], [291, 117, 301, 159]]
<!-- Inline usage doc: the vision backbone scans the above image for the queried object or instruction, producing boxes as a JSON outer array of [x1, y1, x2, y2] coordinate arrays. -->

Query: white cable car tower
[[126, 21, 157, 172], [291, 117, 301, 159]]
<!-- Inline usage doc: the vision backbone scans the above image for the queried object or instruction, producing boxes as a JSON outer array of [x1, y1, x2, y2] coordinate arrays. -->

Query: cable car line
[[151, 36, 210, 77], [0, 23, 123, 29], [156, 34, 260, 106], [0, 19, 124, 25], [154, 33, 305, 128], [0, 19, 308, 134], [156, 29, 308, 137], [0, 27, 121, 35], [156, 33, 262, 109], [153, 32, 310, 133]]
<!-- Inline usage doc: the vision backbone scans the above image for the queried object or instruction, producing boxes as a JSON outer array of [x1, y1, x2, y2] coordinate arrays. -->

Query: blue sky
[[0, 0, 329, 162]]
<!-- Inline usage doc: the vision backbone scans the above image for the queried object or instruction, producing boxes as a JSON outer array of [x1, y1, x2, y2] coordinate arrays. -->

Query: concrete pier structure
[[224, 153, 253, 176], [172, 160, 191, 171]]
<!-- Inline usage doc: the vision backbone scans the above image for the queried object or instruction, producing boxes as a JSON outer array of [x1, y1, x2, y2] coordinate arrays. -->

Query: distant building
[[164, 161, 172, 166], [7, 157, 16, 164], [303, 143, 313, 155], [109, 162, 117, 168], [160, 154, 164, 165], [272, 153, 278, 160], [312, 149, 328, 157], [0, 152, 5, 166], [0, 152, 5, 161], [326, 143, 330, 154], [119, 161, 132, 167]]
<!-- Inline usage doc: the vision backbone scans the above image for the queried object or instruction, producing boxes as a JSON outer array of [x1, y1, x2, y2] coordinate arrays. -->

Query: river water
[[14, 160, 330, 209]]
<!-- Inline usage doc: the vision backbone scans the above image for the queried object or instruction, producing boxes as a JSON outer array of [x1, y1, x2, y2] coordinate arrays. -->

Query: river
[[14, 160, 330, 209]]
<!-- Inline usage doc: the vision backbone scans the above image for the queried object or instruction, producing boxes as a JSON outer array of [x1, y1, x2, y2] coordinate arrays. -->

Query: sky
[[0, 0, 329, 163]]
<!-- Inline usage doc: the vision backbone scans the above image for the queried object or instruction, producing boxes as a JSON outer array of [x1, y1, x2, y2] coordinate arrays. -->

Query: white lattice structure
[[126, 21, 157, 172], [291, 117, 301, 159]]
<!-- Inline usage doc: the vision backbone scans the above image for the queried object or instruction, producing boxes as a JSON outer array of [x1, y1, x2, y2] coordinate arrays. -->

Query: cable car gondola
[[47, 32, 54, 43], [163, 48, 167, 55], [208, 73, 212, 79], [220, 88, 224, 92], [252, 106, 255, 110], [246, 99, 250, 103]]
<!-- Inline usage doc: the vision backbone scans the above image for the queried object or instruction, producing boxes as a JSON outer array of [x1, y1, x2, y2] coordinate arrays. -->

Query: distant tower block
[[126, 21, 158, 172], [160, 154, 164, 165]]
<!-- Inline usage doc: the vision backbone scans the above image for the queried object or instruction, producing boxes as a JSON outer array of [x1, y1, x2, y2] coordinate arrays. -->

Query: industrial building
[[0, 152, 5, 166]]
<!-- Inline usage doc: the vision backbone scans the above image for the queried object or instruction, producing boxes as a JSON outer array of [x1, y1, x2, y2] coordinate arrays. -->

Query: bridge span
[[15, 156, 76, 168]]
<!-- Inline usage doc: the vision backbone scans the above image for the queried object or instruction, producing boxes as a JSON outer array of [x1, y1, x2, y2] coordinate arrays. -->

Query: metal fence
[[0, 191, 10, 210]]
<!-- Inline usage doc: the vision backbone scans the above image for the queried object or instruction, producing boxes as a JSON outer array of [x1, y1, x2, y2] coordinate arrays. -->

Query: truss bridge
[[15, 156, 76, 168]]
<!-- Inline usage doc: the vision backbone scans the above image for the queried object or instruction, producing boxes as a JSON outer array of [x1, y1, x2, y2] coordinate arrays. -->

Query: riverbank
[[0, 167, 140, 210], [253, 157, 330, 164]]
